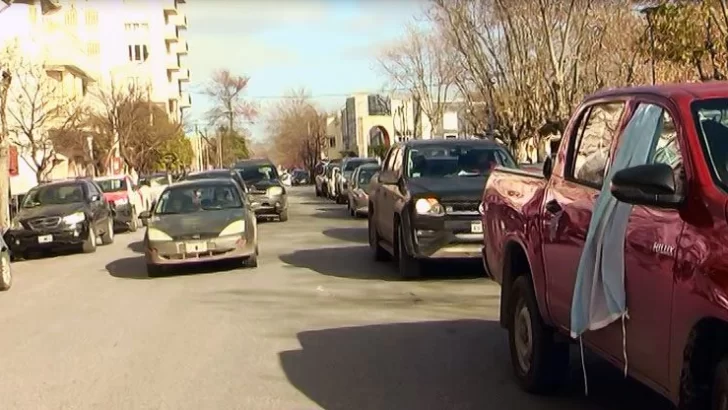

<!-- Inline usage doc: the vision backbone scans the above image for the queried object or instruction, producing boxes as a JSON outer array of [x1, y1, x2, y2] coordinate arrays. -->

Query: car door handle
[[544, 199, 562, 214]]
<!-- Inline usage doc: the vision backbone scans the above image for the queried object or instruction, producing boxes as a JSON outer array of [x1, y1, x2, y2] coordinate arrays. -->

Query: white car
[[138, 173, 172, 210]]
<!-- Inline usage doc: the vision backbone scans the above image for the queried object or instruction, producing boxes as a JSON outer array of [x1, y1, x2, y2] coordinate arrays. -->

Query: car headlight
[[267, 186, 283, 196], [147, 228, 172, 241], [478, 202, 485, 215], [219, 220, 246, 236], [414, 198, 445, 215], [63, 212, 85, 225], [115, 198, 128, 206]]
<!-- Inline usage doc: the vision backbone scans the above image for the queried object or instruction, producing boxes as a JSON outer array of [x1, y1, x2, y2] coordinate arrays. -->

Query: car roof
[[357, 163, 380, 169], [167, 178, 236, 188], [403, 139, 504, 148], [37, 179, 86, 188], [234, 159, 274, 167], [188, 169, 233, 176], [588, 81, 728, 103]]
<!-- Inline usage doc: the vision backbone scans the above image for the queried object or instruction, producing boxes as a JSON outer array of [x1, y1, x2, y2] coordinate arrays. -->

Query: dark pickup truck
[[482, 83, 728, 408], [368, 139, 517, 278]]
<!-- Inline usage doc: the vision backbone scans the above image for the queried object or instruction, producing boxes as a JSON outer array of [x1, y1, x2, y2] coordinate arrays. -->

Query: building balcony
[[180, 93, 191, 108], [163, 24, 179, 43], [173, 39, 188, 55], [166, 13, 187, 28], [166, 54, 180, 72], [177, 68, 189, 82], [168, 82, 182, 98], [40, 31, 95, 82]]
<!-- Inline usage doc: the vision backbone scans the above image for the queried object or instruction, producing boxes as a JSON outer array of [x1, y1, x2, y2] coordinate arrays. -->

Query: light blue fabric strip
[[570, 104, 663, 338]]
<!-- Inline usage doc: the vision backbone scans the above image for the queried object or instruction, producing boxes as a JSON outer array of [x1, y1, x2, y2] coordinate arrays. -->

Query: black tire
[[348, 199, 355, 216], [315, 185, 321, 197], [395, 222, 421, 279], [100, 217, 114, 245], [508, 275, 569, 394], [712, 358, 728, 410], [368, 207, 389, 261], [82, 226, 97, 253], [0, 251, 12, 291], [147, 263, 164, 277], [279, 209, 289, 222], [244, 248, 258, 268], [128, 207, 138, 232]]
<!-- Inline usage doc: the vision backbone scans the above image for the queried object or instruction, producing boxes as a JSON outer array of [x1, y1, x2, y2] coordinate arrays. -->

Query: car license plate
[[471, 221, 483, 233], [38, 234, 53, 243], [185, 241, 207, 253]]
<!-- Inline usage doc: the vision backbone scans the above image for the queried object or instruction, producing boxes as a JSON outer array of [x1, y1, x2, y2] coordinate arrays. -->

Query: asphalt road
[[0, 186, 672, 410]]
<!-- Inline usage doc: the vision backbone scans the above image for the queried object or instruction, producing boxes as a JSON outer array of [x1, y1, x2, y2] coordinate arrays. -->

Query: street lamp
[[636, 3, 660, 85]]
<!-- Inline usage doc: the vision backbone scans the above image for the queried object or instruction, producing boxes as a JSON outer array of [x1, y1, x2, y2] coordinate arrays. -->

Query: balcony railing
[[163, 24, 178, 42], [166, 54, 180, 72], [173, 39, 188, 55], [177, 68, 189, 82], [180, 93, 191, 108]]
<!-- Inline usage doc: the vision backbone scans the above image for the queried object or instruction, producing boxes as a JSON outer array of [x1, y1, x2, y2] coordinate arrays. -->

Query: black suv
[[4, 179, 115, 258], [367, 139, 517, 278], [234, 159, 289, 222]]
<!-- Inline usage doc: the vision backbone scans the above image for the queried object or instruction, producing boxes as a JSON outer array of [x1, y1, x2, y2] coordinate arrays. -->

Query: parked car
[[315, 160, 339, 197], [481, 83, 728, 407], [140, 178, 258, 276], [327, 166, 341, 200], [314, 161, 329, 196], [291, 169, 310, 185], [347, 163, 380, 217], [280, 171, 292, 186], [94, 175, 144, 232], [233, 159, 289, 222], [138, 172, 172, 210], [336, 157, 380, 204], [0, 235, 12, 291], [368, 139, 517, 278], [4, 179, 115, 258]]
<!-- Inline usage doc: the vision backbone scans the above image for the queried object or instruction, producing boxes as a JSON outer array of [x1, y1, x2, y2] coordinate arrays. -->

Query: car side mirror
[[89, 194, 100, 202], [611, 163, 683, 208], [139, 211, 151, 219]]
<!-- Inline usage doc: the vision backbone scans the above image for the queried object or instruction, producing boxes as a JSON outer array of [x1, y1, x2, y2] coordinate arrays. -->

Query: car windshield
[[154, 184, 242, 215], [344, 159, 376, 171], [96, 178, 127, 193], [406, 145, 517, 178], [22, 184, 85, 208], [358, 168, 379, 184], [236, 164, 279, 183], [186, 172, 229, 181]]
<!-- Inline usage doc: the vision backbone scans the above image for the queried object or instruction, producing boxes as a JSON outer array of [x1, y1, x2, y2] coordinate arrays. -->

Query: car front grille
[[441, 200, 481, 216], [172, 233, 219, 241], [27, 216, 62, 230]]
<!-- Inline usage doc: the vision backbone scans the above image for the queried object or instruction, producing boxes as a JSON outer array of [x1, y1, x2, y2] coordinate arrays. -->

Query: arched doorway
[[368, 125, 390, 148]]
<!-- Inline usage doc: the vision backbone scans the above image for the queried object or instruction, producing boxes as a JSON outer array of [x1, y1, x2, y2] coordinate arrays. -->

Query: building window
[[329, 137, 336, 148], [128, 44, 149, 62], [368, 95, 391, 116], [85, 10, 98, 26], [64, 7, 77, 26], [124, 22, 149, 32], [87, 42, 100, 56]]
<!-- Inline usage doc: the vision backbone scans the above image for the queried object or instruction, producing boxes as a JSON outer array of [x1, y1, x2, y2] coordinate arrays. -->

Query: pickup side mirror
[[611, 163, 683, 208]]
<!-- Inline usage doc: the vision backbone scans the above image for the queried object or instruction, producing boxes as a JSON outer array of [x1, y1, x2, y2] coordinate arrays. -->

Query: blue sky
[[182, 0, 424, 140]]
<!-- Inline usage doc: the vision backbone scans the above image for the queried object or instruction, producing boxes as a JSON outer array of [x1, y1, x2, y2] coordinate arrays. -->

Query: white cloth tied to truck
[[570, 103, 664, 392]]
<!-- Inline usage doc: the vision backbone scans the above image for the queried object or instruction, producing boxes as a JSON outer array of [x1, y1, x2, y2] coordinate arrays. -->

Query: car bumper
[[250, 193, 288, 216], [351, 193, 369, 214], [146, 234, 256, 265], [4, 224, 90, 253], [112, 203, 134, 225], [408, 216, 483, 259]]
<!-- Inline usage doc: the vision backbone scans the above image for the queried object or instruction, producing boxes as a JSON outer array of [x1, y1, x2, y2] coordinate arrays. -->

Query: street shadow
[[127, 241, 145, 253], [322, 227, 368, 244], [279, 246, 483, 281], [17, 246, 81, 261], [106, 256, 241, 280], [312, 207, 353, 221], [279, 320, 671, 410]]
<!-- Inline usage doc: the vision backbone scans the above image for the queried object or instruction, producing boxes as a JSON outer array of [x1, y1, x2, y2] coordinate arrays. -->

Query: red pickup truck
[[482, 83, 728, 408]]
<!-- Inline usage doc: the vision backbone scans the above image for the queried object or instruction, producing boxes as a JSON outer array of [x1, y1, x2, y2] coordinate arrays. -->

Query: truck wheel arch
[[679, 317, 728, 408], [500, 241, 532, 329]]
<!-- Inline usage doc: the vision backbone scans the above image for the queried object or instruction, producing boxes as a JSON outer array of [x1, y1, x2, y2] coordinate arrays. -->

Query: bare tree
[[378, 24, 458, 136], [203, 69, 257, 162], [3, 53, 87, 182]]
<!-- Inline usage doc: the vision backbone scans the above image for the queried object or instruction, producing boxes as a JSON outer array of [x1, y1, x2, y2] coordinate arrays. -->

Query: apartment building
[[341, 93, 395, 157], [324, 114, 343, 160]]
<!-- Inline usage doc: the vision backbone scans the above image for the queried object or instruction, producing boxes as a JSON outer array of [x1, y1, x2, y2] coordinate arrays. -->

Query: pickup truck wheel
[[508, 275, 569, 394], [368, 210, 389, 261], [82, 226, 97, 253], [396, 223, 421, 279], [100, 217, 114, 245]]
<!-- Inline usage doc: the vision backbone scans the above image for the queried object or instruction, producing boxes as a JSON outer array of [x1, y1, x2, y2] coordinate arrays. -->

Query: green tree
[[156, 132, 193, 171]]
